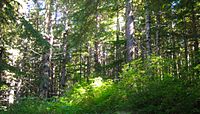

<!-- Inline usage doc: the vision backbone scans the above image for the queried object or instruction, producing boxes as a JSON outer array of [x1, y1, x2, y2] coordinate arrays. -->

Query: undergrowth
[[1, 58, 200, 114]]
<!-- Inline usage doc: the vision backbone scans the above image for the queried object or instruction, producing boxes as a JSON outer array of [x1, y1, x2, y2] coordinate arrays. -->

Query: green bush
[[2, 58, 200, 114]]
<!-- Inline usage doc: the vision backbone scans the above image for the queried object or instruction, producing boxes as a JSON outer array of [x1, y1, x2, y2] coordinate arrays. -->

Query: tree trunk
[[40, 0, 53, 98], [8, 79, 15, 104], [61, 31, 68, 87], [125, 0, 136, 62], [155, 3, 161, 55], [115, 1, 120, 79], [183, 17, 188, 72], [60, 4, 69, 87], [94, 0, 101, 73], [145, 0, 151, 56], [94, 41, 101, 72], [79, 45, 82, 82], [191, 1, 199, 68], [86, 42, 91, 82]]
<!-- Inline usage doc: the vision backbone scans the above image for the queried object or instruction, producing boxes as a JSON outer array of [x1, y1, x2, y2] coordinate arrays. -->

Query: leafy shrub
[[2, 57, 200, 114]]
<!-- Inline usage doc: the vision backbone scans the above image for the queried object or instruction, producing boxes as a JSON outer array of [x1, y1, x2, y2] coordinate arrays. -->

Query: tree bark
[[125, 0, 137, 62], [115, 1, 120, 79], [155, 3, 161, 55], [145, 0, 151, 56], [94, 0, 101, 73], [79, 45, 82, 82], [183, 17, 188, 72], [40, 0, 53, 98], [86, 42, 91, 82], [191, 1, 199, 67], [60, 4, 69, 87], [9, 79, 15, 104], [61, 31, 68, 87]]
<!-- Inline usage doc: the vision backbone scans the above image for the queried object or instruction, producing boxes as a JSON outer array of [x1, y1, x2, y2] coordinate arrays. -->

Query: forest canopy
[[0, 0, 199, 113]]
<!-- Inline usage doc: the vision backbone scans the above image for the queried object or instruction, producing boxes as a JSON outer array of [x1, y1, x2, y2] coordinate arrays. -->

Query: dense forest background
[[0, 0, 200, 113]]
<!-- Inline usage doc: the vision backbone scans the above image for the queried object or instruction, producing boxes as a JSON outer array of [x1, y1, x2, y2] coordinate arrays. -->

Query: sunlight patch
[[91, 77, 103, 88]]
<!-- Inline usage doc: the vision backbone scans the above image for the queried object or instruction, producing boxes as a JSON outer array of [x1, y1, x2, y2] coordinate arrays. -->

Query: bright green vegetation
[[0, 0, 199, 114], [3, 58, 200, 114]]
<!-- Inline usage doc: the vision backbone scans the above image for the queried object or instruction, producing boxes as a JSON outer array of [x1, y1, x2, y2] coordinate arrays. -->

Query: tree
[[145, 0, 151, 56], [40, 0, 53, 98], [125, 0, 137, 62], [1, 0, 200, 111]]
